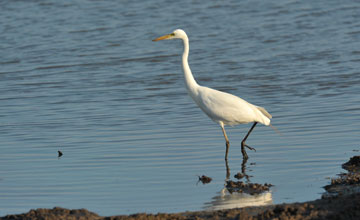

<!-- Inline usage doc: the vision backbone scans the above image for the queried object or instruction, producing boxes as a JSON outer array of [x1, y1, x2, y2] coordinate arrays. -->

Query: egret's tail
[[269, 124, 281, 135], [256, 106, 272, 119]]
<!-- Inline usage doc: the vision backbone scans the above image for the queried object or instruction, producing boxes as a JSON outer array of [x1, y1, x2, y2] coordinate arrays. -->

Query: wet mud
[[3, 156, 360, 220], [342, 155, 360, 172], [226, 181, 273, 195], [324, 156, 360, 197], [3, 193, 360, 220]]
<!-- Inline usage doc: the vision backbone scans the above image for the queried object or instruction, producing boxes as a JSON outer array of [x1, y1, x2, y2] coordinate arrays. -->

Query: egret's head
[[152, 29, 187, 41]]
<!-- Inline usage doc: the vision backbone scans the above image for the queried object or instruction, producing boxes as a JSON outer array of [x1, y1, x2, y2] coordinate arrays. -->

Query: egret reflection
[[204, 159, 273, 210]]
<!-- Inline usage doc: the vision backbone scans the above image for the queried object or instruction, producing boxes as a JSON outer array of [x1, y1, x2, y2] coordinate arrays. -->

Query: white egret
[[153, 29, 272, 160]]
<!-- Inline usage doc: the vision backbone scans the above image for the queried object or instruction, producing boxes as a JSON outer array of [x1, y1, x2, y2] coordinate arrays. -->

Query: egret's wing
[[195, 87, 256, 124]]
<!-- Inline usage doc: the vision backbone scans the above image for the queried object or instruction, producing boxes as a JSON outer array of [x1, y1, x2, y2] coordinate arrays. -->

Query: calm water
[[1, 0, 360, 216]]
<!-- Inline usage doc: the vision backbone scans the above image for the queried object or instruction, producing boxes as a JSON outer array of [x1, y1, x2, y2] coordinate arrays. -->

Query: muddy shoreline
[[2, 156, 360, 220], [2, 193, 360, 220]]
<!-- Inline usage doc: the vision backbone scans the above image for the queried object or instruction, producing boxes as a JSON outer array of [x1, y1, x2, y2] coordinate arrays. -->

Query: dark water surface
[[1, 0, 360, 216]]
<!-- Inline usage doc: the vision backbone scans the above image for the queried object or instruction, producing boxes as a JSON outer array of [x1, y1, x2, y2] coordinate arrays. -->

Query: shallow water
[[1, 0, 360, 216]]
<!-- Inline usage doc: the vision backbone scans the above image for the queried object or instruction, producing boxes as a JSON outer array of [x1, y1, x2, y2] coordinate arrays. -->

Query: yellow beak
[[152, 34, 172, 42]]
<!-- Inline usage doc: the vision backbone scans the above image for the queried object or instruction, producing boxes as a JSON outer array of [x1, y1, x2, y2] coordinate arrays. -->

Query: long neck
[[182, 37, 198, 95]]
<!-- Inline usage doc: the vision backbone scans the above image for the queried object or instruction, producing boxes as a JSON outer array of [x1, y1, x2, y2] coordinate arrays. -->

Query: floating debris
[[197, 175, 212, 184]]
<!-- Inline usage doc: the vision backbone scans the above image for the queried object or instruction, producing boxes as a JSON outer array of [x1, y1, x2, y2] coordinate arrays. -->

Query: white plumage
[[153, 29, 272, 160], [194, 86, 271, 126]]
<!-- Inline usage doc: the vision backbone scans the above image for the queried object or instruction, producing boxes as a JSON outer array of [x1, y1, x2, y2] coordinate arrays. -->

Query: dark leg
[[225, 159, 230, 180], [225, 141, 229, 161], [241, 122, 258, 159]]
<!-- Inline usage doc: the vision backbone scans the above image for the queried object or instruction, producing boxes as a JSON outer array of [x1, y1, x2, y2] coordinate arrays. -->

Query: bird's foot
[[242, 141, 256, 152], [245, 144, 256, 152]]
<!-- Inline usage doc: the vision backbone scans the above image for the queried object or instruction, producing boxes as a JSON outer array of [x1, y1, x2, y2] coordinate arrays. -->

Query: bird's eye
[[170, 33, 175, 36]]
